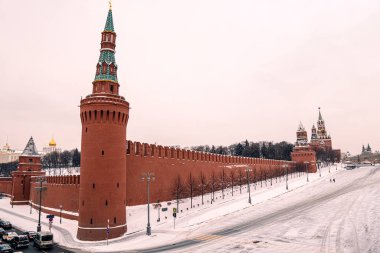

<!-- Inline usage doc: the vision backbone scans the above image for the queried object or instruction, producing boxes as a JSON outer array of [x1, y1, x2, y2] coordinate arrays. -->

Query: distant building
[[42, 137, 61, 154], [361, 144, 372, 154], [308, 108, 341, 161], [310, 108, 332, 151], [291, 122, 317, 172], [0, 142, 22, 163], [292, 108, 341, 162]]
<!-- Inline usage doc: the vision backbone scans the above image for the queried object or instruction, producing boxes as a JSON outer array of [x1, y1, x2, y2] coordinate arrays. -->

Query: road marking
[[194, 234, 223, 241]]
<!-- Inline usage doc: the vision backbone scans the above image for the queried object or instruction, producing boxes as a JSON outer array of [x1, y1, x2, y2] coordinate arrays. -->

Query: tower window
[[86, 127, 88, 133], [29, 158, 33, 162], [82, 200, 84, 206], [90, 218, 93, 224], [110, 85, 114, 93], [117, 182, 119, 188], [105, 200, 108, 206], [114, 217, 116, 224], [93, 183, 95, 189], [102, 150, 104, 156]]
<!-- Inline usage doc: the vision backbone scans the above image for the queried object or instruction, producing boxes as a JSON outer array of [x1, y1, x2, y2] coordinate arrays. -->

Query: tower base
[[77, 224, 127, 241]]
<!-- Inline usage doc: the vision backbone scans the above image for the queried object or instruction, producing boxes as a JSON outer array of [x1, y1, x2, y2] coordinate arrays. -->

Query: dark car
[[0, 221, 11, 230], [10, 235, 29, 249], [0, 228, 5, 236], [0, 244, 13, 253], [22, 231, 37, 241]]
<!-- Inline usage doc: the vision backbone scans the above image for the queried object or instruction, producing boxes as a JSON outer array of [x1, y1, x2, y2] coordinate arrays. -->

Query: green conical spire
[[94, 5, 118, 82], [104, 9, 114, 32]]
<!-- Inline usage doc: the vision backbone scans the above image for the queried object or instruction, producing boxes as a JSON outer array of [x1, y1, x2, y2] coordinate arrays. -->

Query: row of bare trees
[[171, 164, 307, 210]]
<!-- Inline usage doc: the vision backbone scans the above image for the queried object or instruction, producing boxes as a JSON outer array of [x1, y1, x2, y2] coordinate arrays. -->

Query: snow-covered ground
[[1, 164, 379, 252]]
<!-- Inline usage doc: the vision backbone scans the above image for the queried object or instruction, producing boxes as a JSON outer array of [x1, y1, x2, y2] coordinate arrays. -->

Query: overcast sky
[[1, 0, 379, 155]]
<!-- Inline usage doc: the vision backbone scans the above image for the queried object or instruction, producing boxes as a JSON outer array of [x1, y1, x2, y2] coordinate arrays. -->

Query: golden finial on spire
[[109, 0, 112, 10]]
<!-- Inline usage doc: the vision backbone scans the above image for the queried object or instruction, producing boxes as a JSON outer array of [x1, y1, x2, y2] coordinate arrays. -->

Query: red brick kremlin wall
[[0, 177, 12, 196], [2, 141, 301, 219], [29, 175, 80, 220], [126, 141, 294, 206]]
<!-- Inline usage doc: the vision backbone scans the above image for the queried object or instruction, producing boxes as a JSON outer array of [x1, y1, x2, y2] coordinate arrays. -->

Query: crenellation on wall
[[150, 144, 157, 157]]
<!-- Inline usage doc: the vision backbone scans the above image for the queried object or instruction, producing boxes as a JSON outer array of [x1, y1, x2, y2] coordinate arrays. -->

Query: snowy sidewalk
[[0, 165, 342, 252]]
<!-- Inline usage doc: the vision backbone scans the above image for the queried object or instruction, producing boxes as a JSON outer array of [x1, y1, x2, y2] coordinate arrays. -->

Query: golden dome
[[49, 137, 57, 147]]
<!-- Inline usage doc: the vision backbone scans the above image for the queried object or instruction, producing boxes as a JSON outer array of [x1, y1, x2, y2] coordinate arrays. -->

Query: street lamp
[[335, 158, 338, 170], [282, 164, 288, 190], [35, 177, 47, 232], [141, 172, 155, 236], [305, 161, 309, 182], [59, 205, 63, 224], [245, 167, 252, 204]]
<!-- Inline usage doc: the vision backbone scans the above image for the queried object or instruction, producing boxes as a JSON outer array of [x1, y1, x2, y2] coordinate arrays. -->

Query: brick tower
[[11, 137, 44, 205], [77, 4, 129, 241], [291, 123, 317, 173]]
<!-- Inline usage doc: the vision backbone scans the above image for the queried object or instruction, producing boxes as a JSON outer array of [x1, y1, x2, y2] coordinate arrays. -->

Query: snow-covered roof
[[297, 122, 305, 132], [21, 137, 39, 156]]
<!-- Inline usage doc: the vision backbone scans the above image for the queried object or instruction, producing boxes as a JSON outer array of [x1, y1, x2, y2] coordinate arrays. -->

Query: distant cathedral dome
[[49, 137, 56, 147]]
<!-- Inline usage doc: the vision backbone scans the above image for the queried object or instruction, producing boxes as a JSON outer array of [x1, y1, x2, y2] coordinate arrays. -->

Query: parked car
[[0, 244, 13, 253], [0, 228, 5, 236], [33, 232, 53, 249], [22, 231, 37, 241], [2, 231, 17, 242], [0, 221, 11, 230], [10, 235, 29, 249]]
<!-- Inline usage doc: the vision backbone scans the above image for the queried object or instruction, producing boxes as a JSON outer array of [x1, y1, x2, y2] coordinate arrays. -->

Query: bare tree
[[219, 169, 226, 199], [209, 172, 217, 202], [198, 172, 207, 205], [171, 175, 185, 211], [186, 172, 197, 208], [238, 169, 243, 194], [229, 170, 235, 196]]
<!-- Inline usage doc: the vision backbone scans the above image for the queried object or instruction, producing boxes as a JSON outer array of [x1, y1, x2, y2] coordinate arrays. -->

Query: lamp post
[[59, 205, 63, 224], [245, 167, 252, 204], [335, 158, 338, 170], [141, 172, 155, 236], [282, 164, 288, 190], [317, 160, 322, 177], [305, 161, 309, 182], [35, 177, 47, 232]]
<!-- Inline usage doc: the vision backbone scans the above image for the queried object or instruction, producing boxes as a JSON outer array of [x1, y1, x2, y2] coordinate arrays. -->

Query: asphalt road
[[1, 227, 73, 253], [135, 166, 380, 253]]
